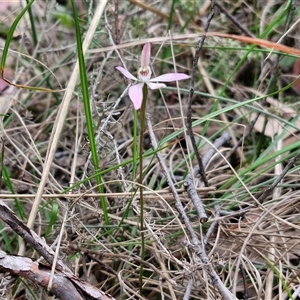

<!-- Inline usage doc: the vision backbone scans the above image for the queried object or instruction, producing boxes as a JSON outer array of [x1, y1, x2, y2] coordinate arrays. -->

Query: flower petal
[[115, 66, 137, 80], [146, 82, 166, 90], [129, 83, 144, 110], [141, 43, 151, 69], [150, 73, 190, 82]]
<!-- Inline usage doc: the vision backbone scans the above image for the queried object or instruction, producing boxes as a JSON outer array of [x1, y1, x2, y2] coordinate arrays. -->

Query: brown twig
[[203, 205, 221, 246], [0, 249, 115, 300], [113, 0, 120, 45], [146, 114, 234, 300], [86, 253, 118, 277], [215, 2, 254, 37], [0, 201, 115, 300], [183, 277, 193, 300], [0, 201, 68, 272], [186, 1, 218, 187], [257, 151, 300, 203], [184, 131, 232, 223], [202, 131, 232, 167], [240, 265, 249, 300], [183, 179, 208, 223], [0, 251, 84, 300]]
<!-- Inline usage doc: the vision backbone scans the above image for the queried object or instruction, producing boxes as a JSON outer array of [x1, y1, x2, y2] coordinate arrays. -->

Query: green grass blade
[[2, 166, 26, 221], [44, 202, 58, 237], [70, 0, 109, 225], [0, 0, 35, 72], [25, 0, 38, 45]]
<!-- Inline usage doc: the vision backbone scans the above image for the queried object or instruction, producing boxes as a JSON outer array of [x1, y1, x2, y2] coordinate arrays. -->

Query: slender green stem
[[70, 0, 109, 225], [133, 110, 138, 180], [139, 84, 148, 294], [25, 0, 38, 45]]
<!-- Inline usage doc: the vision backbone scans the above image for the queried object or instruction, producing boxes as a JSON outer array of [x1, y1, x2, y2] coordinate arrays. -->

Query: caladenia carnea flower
[[116, 43, 190, 110]]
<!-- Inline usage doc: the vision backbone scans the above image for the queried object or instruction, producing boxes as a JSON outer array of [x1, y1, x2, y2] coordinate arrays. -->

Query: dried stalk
[[146, 114, 235, 300]]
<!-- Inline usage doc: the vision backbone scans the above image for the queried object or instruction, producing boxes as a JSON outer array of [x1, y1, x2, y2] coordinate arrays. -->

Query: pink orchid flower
[[116, 43, 190, 110]]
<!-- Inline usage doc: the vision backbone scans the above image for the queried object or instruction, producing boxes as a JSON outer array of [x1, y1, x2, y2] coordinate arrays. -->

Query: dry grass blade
[[1, 1, 300, 299]]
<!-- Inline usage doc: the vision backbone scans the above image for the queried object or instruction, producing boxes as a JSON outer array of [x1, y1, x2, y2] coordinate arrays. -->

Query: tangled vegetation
[[0, 1, 300, 300]]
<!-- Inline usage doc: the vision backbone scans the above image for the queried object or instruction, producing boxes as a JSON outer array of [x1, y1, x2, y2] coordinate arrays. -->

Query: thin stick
[[0, 200, 115, 299], [146, 114, 235, 300], [203, 205, 221, 245], [184, 132, 231, 223], [215, 2, 254, 37], [183, 277, 193, 300], [113, 0, 120, 45], [186, 1, 218, 187], [257, 151, 300, 203]]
